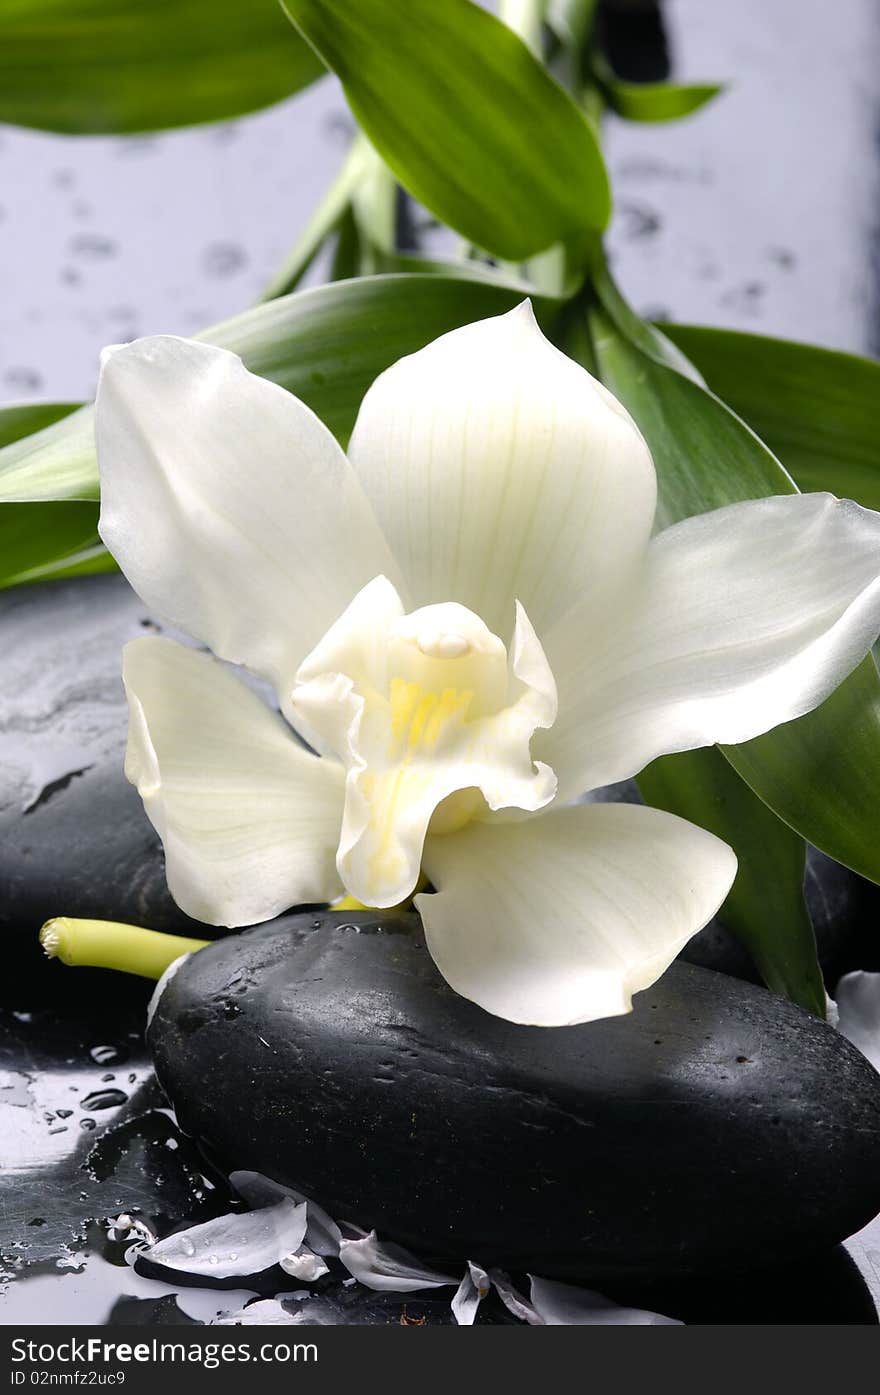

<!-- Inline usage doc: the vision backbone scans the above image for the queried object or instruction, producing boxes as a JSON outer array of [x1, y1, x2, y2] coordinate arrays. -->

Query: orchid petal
[[834, 971, 880, 1072], [230, 1171, 343, 1257], [214, 1299, 300, 1326], [292, 578, 557, 908], [541, 493, 880, 799], [338, 1231, 458, 1292], [123, 636, 344, 926], [528, 1275, 681, 1326], [419, 802, 736, 1026], [347, 303, 656, 637], [144, 1199, 307, 1279], [451, 1261, 491, 1326], [279, 1248, 330, 1282], [490, 1270, 543, 1324], [96, 336, 401, 702]]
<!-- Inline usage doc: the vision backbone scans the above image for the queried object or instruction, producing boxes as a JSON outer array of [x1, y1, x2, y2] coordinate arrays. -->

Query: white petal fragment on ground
[[96, 335, 401, 695], [123, 637, 344, 926], [280, 1248, 330, 1282], [490, 1270, 543, 1325], [451, 1262, 491, 1326], [214, 1299, 300, 1326], [144, 1199, 308, 1279], [528, 1275, 681, 1326], [338, 1232, 458, 1292], [347, 302, 656, 637], [419, 802, 736, 1026], [145, 952, 191, 1030], [543, 493, 880, 799], [834, 971, 880, 1071], [229, 1171, 343, 1257]]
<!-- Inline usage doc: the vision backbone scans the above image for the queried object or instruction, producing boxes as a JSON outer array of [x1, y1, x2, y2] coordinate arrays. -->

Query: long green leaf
[[0, 0, 324, 134], [589, 303, 880, 886], [601, 76, 723, 124], [637, 748, 822, 1016], [662, 324, 880, 511], [280, 0, 610, 259], [0, 272, 544, 586], [0, 401, 79, 450], [205, 272, 547, 442], [0, 402, 111, 590]]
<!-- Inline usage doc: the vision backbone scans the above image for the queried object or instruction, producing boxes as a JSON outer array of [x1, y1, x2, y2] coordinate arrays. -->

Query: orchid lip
[[290, 577, 558, 909]]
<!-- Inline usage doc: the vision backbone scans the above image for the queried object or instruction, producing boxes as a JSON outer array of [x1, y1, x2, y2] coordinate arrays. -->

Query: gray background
[[0, 0, 878, 408]]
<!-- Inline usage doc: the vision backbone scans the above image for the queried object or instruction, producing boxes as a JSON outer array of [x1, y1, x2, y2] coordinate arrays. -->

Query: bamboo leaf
[[0, 0, 324, 134], [662, 324, 880, 512], [281, 0, 610, 259]]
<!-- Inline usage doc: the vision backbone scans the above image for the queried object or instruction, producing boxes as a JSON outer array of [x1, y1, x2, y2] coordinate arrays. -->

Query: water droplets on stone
[[81, 1089, 127, 1112]]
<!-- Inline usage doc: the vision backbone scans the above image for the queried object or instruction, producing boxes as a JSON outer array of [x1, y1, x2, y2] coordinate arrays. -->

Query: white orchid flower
[[95, 304, 880, 1027]]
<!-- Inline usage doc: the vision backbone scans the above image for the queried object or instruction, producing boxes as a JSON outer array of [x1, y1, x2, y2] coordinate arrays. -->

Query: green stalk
[[351, 138, 398, 274], [40, 917, 209, 981]]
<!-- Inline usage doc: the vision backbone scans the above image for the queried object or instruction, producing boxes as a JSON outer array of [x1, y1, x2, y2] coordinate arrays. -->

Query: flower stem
[[333, 895, 372, 912], [39, 917, 209, 981]]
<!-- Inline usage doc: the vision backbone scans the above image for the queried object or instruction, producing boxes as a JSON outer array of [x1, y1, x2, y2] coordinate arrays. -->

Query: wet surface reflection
[[1, 974, 878, 1326]]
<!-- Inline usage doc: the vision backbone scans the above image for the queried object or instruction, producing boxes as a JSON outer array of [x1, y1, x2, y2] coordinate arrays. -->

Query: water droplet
[[81, 1088, 127, 1111], [209, 1254, 219, 1266], [80, 1118, 96, 1131], [202, 241, 247, 278], [180, 1236, 196, 1257], [101, 1073, 115, 1082], [56, 1108, 73, 1119], [90, 1045, 118, 1065]]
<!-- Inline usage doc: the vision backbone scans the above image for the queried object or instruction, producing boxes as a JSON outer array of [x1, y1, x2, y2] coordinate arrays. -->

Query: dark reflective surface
[[1, 969, 878, 1325]]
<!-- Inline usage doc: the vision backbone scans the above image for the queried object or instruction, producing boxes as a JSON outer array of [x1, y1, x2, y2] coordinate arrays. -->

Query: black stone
[[148, 911, 880, 1280]]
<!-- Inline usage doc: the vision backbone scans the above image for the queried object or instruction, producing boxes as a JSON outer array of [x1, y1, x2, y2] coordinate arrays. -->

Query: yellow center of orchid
[[290, 577, 558, 908]]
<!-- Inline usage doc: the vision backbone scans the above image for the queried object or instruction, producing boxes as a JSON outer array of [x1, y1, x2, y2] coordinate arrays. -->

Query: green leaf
[[662, 324, 880, 512], [0, 0, 325, 135], [721, 657, 880, 891], [601, 74, 723, 124], [637, 748, 823, 1016], [280, 0, 610, 259], [589, 304, 796, 524], [0, 401, 109, 590], [589, 300, 880, 886], [0, 401, 80, 450], [0, 271, 546, 584], [205, 272, 548, 442]]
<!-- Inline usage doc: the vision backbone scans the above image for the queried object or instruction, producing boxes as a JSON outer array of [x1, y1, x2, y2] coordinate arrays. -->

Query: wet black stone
[[148, 911, 880, 1281]]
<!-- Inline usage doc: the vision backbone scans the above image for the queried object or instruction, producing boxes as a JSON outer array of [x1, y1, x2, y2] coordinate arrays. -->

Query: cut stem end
[[39, 917, 210, 981]]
